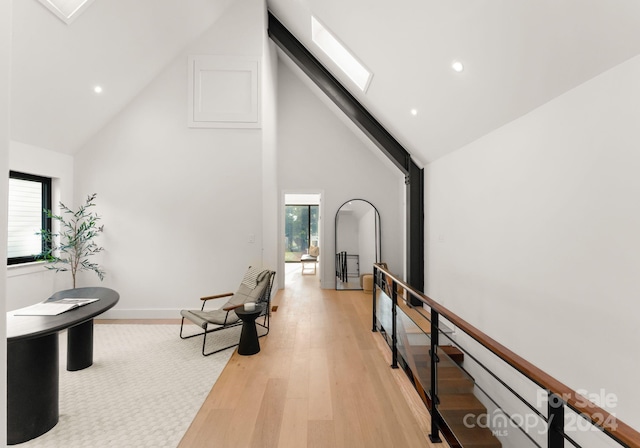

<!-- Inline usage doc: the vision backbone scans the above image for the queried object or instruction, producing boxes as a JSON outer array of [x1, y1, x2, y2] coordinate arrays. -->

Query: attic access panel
[[188, 55, 261, 129]]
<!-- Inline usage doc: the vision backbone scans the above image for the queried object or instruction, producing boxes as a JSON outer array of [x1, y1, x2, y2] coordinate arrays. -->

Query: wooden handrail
[[374, 264, 640, 447]]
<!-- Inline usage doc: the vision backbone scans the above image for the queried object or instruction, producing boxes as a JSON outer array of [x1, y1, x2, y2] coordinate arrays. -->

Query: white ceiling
[[10, 0, 640, 163], [11, 0, 235, 154], [268, 0, 640, 164]]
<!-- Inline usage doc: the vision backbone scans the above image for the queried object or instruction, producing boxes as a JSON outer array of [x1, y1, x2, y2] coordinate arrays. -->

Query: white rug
[[20, 324, 238, 448]]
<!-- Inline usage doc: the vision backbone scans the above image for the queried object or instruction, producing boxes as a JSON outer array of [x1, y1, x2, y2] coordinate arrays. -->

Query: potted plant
[[40, 193, 105, 289]]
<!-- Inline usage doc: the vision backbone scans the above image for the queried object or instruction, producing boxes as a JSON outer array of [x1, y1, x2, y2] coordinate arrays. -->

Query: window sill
[[7, 261, 47, 277]]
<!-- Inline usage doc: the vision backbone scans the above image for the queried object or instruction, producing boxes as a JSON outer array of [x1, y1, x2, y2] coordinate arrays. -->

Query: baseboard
[[101, 309, 185, 319]]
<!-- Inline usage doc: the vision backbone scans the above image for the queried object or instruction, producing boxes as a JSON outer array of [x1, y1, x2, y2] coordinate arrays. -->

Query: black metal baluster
[[372, 266, 378, 332], [391, 279, 398, 369], [548, 392, 565, 448], [429, 309, 442, 443]]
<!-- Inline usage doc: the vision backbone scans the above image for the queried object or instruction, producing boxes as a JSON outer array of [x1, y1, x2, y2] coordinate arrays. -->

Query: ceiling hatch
[[38, 0, 96, 24]]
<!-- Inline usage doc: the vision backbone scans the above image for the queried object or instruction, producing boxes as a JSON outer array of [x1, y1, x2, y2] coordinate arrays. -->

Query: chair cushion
[[224, 270, 270, 307], [241, 266, 263, 289], [180, 270, 272, 328], [181, 309, 238, 327]]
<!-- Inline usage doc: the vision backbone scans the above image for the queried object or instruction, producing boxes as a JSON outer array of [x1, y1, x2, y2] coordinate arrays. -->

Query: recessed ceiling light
[[410, 109, 418, 116], [452, 61, 464, 73], [93, 85, 103, 94]]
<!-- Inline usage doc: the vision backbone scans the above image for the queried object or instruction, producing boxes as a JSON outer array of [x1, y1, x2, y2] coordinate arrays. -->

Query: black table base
[[67, 319, 94, 371], [7, 334, 59, 445]]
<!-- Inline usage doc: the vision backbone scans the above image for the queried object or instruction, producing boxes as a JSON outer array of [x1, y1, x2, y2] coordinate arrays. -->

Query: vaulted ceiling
[[11, 0, 640, 164], [11, 0, 236, 154]]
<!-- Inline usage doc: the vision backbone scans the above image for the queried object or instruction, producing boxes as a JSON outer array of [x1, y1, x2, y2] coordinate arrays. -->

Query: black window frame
[[7, 171, 52, 265]]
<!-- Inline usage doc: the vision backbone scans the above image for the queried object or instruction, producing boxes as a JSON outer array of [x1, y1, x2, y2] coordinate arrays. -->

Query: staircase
[[380, 296, 501, 446], [374, 267, 640, 447], [412, 345, 502, 448]]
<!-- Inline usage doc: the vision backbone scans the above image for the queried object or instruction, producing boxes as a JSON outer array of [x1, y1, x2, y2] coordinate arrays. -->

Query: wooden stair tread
[[415, 363, 471, 381], [445, 423, 502, 448], [440, 345, 464, 364], [402, 344, 465, 367], [413, 362, 474, 395], [414, 356, 459, 369], [439, 393, 486, 412]]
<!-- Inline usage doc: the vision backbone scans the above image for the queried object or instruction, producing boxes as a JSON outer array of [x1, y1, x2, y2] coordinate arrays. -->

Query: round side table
[[235, 304, 265, 355]]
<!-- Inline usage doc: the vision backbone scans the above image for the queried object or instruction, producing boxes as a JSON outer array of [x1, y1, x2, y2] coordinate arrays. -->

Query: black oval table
[[6, 287, 119, 445]]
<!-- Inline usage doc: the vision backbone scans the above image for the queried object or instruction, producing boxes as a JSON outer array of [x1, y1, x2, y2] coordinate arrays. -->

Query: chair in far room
[[300, 245, 319, 275]]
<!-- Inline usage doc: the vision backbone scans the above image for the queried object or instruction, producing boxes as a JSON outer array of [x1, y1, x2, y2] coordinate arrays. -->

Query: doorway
[[283, 193, 321, 286]]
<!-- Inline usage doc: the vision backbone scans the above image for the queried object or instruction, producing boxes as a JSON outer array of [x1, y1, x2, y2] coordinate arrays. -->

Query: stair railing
[[372, 264, 640, 448]]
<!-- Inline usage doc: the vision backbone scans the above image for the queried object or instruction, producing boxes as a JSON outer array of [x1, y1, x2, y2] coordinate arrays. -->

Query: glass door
[[285, 205, 318, 262]]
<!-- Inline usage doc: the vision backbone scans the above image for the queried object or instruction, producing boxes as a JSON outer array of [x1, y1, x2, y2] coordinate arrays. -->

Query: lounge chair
[[179, 267, 275, 356]]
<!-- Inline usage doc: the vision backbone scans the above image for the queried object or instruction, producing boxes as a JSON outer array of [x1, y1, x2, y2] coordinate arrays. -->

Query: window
[[7, 171, 52, 265], [311, 16, 373, 92]]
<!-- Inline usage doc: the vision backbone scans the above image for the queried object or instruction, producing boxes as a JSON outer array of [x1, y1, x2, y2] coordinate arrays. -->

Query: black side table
[[235, 304, 265, 355]]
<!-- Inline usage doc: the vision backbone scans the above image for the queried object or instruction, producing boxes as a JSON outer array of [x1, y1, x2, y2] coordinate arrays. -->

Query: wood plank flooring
[[173, 266, 449, 448]]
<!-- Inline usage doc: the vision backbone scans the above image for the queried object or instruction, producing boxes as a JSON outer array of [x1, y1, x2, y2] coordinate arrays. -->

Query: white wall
[[426, 54, 640, 429], [6, 141, 74, 310], [277, 60, 404, 289], [1, 0, 11, 440], [73, 0, 267, 318]]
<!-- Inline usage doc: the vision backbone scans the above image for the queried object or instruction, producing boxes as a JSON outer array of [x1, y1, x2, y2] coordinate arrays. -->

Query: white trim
[[187, 55, 261, 129], [7, 261, 47, 277], [101, 309, 187, 320]]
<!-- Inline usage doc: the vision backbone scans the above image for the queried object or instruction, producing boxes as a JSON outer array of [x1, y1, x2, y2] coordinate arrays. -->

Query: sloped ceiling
[[268, 0, 640, 164], [10, 0, 640, 162], [10, 0, 236, 154]]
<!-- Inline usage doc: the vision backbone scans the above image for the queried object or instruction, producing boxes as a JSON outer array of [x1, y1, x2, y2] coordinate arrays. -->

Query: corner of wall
[[1, 0, 12, 441]]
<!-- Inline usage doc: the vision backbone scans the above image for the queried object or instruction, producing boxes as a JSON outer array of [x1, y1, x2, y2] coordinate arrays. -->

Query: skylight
[[38, 0, 96, 25], [311, 16, 372, 92]]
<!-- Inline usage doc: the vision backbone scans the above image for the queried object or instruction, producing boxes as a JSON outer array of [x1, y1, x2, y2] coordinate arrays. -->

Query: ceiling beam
[[268, 11, 425, 294], [268, 11, 411, 175]]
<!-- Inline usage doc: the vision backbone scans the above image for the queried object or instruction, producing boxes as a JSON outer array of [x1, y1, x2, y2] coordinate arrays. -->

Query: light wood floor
[[170, 266, 447, 448], [101, 267, 448, 447]]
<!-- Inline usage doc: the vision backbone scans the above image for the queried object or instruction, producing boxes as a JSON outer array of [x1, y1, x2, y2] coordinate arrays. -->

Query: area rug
[[20, 324, 239, 448]]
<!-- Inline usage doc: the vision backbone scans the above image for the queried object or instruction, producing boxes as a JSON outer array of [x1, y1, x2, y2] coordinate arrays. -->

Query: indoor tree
[[40, 193, 106, 289]]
